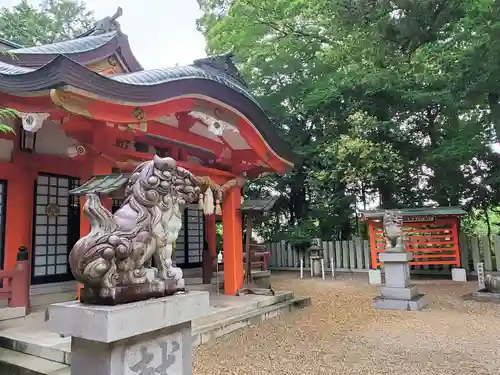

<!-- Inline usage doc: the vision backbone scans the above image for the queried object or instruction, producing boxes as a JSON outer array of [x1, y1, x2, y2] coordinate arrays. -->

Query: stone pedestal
[[451, 268, 467, 282], [373, 252, 427, 311], [312, 257, 322, 276], [47, 291, 210, 375], [368, 269, 382, 285]]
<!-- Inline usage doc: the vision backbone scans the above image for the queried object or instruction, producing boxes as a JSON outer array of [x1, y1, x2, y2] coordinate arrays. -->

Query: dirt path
[[193, 273, 500, 375]]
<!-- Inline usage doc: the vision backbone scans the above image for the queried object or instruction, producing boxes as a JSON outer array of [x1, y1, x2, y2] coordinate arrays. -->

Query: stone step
[[193, 295, 310, 346], [0, 347, 69, 375], [0, 292, 308, 366], [194, 291, 294, 327]]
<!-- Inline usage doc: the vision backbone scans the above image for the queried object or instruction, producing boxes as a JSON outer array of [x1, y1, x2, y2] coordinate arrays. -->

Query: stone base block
[[72, 322, 191, 375], [372, 294, 428, 311], [451, 268, 467, 282], [48, 291, 209, 375], [380, 285, 418, 300], [368, 270, 382, 285], [384, 262, 411, 289], [48, 291, 209, 343], [252, 270, 271, 289]]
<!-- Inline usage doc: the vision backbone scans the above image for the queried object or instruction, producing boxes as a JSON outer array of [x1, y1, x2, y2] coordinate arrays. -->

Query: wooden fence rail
[[267, 234, 500, 274]]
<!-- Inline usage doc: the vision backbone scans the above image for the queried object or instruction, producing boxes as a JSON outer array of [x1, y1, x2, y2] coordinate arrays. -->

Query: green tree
[[0, 0, 95, 46], [197, 0, 500, 239], [0, 108, 17, 134]]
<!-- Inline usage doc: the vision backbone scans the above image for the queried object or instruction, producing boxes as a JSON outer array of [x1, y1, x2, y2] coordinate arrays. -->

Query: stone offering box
[[47, 291, 209, 375]]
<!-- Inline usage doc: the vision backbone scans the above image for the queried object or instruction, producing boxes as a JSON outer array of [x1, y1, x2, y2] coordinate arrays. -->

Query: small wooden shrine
[[359, 207, 467, 269]]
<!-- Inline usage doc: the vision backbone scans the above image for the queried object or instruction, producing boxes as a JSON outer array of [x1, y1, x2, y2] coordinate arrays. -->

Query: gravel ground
[[193, 273, 500, 375]]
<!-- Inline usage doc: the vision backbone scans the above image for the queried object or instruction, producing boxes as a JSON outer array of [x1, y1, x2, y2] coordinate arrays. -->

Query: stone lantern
[[309, 241, 323, 258], [309, 240, 324, 277]]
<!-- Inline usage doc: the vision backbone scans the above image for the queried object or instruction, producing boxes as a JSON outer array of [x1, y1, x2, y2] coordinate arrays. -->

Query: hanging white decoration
[[203, 187, 215, 215]]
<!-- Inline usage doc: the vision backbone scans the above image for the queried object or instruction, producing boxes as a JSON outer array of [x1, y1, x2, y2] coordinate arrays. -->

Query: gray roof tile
[[10, 32, 117, 55], [0, 61, 33, 74]]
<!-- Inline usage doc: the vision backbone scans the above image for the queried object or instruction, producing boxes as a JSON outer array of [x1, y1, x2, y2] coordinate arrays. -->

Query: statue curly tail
[[69, 194, 117, 287]]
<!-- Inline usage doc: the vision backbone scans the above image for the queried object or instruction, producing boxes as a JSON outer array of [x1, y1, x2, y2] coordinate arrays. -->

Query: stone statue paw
[[167, 266, 183, 281]]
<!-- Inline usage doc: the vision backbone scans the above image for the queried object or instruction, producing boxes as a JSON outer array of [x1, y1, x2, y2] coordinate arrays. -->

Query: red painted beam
[[147, 121, 225, 156], [176, 112, 198, 132]]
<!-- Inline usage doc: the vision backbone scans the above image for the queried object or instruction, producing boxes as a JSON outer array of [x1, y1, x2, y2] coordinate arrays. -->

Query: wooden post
[[245, 213, 252, 284], [202, 239, 212, 285], [9, 246, 30, 312], [368, 220, 378, 270], [203, 215, 217, 284]]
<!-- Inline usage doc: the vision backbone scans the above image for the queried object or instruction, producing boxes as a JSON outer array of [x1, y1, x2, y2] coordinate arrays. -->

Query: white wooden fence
[[267, 234, 500, 274]]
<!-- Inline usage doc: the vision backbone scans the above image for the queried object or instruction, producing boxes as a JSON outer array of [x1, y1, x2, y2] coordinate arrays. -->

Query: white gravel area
[[193, 273, 500, 375]]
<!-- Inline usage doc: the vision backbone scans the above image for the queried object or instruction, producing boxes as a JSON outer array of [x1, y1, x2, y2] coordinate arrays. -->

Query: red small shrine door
[[369, 217, 461, 269]]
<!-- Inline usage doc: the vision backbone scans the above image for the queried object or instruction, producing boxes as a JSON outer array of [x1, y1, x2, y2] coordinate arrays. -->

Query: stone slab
[[0, 347, 68, 375], [379, 252, 413, 263], [0, 306, 26, 321], [372, 294, 428, 311], [368, 270, 382, 285], [470, 289, 500, 303], [380, 285, 418, 300], [451, 268, 467, 282], [48, 291, 209, 343]]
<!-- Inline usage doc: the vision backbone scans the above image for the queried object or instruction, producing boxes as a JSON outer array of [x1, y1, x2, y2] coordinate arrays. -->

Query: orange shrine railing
[[370, 218, 461, 269]]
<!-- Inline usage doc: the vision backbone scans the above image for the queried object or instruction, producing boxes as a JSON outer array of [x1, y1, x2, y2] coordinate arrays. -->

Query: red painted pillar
[[222, 187, 243, 295], [4, 155, 34, 271]]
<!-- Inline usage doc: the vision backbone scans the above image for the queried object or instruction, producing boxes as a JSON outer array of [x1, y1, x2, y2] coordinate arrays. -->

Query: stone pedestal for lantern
[[372, 252, 428, 311], [47, 291, 209, 375]]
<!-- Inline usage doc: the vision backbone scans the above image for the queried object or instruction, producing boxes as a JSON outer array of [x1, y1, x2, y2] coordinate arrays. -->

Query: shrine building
[[0, 10, 296, 300], [359, 207, 467, 269]]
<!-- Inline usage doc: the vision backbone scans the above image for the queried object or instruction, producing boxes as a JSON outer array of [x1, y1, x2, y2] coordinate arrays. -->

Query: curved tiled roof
[[9, 32, 117, 55], [112, 64, 262, 109], [0, 55, 298, 166], [0, 31, 142, 72]]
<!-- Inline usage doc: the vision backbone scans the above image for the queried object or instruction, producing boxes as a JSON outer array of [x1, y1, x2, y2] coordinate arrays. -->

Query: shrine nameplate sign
[[404, 215, 435, 223]]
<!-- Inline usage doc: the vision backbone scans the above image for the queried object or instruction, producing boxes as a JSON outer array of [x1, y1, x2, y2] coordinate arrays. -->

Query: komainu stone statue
[[383, 210, 404, 252], [69, 155, 236, 305]]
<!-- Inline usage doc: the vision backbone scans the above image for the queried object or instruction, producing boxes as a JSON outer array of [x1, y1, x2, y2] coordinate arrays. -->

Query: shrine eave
[[0, 31, 142, 72], [0, 55, 299, 167]]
